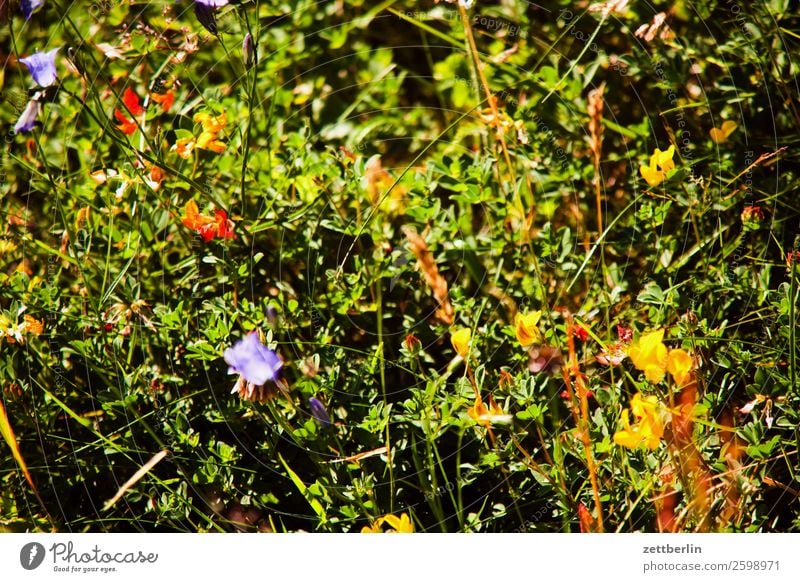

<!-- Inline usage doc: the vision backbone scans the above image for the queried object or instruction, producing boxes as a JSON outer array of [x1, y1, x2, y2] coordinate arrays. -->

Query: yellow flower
[[639, 145, 675, 187], [709, 120, 737, 144], [196, 131, 226, 153], [467, 394, 512, 427], [613, 393, 665, 450], [382, 513, 414, 533], [361, 513, 414, 533], [654, 145, 675, 172], [639, 161, 665, 187], [667, 348, 693, 387], [74, 206, 91, 230], [628, 329, 669, 383], [514, 311, 542, 347], [451, 327, 471, 358], [0, 314, 11, 336], [193, 111, 227, 133]]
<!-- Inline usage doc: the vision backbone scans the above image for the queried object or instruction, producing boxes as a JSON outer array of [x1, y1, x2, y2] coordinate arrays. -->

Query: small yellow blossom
[[666, 348, 693, 386], [75, 206, 91, 230], [451, 328, 471, 358], [467, 394, 512, 426], [628, 329, 668, 383], [654, 145, 675, 173], [514, 311, 542, 347], [639, 145, 675, 187], [613, 393, 665, 450], [193, 111, 227, 133], [361, 512, 414, 533], [196, 131, 226, 153], [709, 120, 737, 144]]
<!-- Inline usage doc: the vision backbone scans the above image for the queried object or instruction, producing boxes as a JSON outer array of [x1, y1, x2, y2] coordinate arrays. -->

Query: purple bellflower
[[14, 99, 42, 134], [20, 48, 60, 87], [21, 0, 45, 20], [223, 332, 282, 386]]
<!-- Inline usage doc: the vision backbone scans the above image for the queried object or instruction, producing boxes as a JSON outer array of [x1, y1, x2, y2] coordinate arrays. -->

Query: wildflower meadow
[[1, 0, 799, 534]]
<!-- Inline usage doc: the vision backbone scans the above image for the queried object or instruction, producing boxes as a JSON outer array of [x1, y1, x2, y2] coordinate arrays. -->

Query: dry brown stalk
[[588, 84, 605, 234], [402, 226, 454, 325]]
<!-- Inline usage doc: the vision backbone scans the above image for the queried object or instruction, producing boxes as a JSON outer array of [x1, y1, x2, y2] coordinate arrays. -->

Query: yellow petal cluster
[[639, 145, 675, 187], [613, 393, 665, 450], [628, 329, 669, 383], [467, 394, 512, 427], [514, 311, 542, 347], [451, 328, 471, 358], [628, 329, 693, 386], [361, 512, 414, 533]]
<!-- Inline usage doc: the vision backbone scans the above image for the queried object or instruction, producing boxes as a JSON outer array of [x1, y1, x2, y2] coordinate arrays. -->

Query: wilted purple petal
[[21, 0, 45, 20], [20, 48, 60, 87], [309, 397, 331, 426], [223, 332, 282, 386], [14, 100, 41, 134]]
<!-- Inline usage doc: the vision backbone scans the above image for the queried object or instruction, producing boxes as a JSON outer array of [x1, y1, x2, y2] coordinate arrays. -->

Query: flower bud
[[242, 33, 255, 68], [309, 397, 331, 427]]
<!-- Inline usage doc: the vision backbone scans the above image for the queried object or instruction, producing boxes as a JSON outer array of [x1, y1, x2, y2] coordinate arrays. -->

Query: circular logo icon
[[20, 542, 46, 570]]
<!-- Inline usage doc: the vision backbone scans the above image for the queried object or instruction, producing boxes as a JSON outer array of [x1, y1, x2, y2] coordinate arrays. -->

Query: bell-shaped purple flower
[[21, 0, 45, 20], [20, 48, 60, 87], [195, 0, 228, 6], [309, 397, 331, 427], [14, 99, 42, 134], [223, 332, 282, 386]]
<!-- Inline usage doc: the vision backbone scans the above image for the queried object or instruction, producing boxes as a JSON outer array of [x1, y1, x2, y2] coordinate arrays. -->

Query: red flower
[[114, 109, 137, 135], [114, 88, 144, 135], [573, 323, 589, 342], [181, 200, 235, 242], [122, 88, 144, 114]]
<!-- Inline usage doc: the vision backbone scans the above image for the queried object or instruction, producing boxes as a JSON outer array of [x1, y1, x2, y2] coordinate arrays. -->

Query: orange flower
[[22, 315, 44, 336], [181, 200, 235, 242], [150, 89, 175, 112], [173, 137, 196, 159]]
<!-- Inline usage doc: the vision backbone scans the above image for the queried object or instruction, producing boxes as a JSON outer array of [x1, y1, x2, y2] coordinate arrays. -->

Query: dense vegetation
[[1, 0, 799, 532]]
